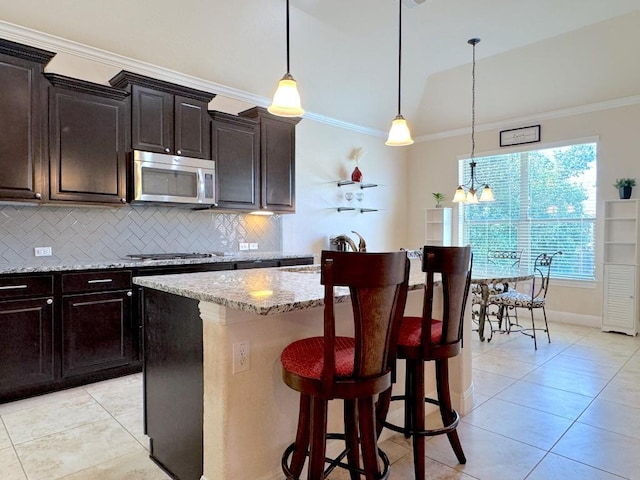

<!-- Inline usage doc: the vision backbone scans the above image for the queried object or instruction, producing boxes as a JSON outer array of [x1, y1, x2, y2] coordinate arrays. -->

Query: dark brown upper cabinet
[[109, 71, 215, 159], [239, 107, 301, 213], [210, 111, 260, 210], [45, 74, 129, 205], [0, 39, 55, 202]]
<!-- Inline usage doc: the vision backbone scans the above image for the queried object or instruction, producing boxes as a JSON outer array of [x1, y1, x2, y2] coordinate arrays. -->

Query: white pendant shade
[[385, 115, 414, 146], [466, 189, 479, 204], [268, 74, 304, 117]]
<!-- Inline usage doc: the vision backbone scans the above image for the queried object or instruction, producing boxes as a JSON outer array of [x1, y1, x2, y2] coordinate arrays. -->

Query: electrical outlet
[[239, 242, 249, 251], [233, 341, 250, 373], [34, 247, 52, 257], [249, 243, 258, 250]]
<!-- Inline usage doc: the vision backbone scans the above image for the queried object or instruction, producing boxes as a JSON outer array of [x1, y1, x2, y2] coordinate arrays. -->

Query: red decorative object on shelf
[[351, 166, 362, 182]]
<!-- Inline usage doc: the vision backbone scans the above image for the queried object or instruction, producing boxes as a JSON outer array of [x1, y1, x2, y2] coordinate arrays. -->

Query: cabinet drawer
[[62, 270, 132, 294], [0, 275, 53, 300]]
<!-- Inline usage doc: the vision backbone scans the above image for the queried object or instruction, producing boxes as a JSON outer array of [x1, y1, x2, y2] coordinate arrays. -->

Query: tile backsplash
[[0, 205, 281, 266]]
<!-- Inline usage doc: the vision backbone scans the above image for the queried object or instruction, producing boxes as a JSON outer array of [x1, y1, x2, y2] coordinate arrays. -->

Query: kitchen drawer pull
[[46, 298, 53, 305], [0, 284, 28, 290], [87, 279, 113, 284], [126, 291, 133, 297]]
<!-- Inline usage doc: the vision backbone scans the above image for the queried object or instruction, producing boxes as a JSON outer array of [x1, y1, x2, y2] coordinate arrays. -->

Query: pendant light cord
[[286, 0, 291, 74], [470, 40, 476, 161], [396, 0, 402, 116]]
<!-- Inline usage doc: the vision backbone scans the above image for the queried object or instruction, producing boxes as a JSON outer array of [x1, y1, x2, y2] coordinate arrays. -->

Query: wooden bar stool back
[[281, 250, 410, 480], [379, 245, 472, 479]]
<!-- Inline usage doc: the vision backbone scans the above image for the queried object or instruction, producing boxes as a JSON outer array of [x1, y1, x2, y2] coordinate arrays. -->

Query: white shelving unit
[[424, 208, 452, 246], [602, 199, 640, 336]]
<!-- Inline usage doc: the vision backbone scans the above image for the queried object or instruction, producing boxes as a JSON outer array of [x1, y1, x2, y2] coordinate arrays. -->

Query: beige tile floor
[[1, 319, 639, 479]]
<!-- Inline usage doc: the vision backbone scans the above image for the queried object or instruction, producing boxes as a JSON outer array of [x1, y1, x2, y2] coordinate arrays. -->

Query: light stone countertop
[[0, 252, 315, 275], [133, 259, 427, 316]]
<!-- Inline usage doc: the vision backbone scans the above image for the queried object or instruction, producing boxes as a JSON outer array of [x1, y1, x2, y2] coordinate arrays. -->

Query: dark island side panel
[[143, 288, 203, 480]]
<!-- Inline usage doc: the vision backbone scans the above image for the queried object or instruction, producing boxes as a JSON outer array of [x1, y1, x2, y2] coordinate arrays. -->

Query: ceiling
[[2, 0, 640, 137], [286, 0, 640, 135]]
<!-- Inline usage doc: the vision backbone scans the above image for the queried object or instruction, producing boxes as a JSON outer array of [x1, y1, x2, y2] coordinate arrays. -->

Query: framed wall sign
[[499, 125, 541, 147]]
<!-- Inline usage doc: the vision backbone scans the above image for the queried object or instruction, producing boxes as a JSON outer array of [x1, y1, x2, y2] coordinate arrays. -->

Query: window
[[458, 141, 597, 281]]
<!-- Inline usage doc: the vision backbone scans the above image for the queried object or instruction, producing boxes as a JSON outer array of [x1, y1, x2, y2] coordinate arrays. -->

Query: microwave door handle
[[197, 169, 206, 203]]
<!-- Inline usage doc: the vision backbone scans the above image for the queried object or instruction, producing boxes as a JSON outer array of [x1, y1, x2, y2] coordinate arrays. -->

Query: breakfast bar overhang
[[134, 260, 474, 480]]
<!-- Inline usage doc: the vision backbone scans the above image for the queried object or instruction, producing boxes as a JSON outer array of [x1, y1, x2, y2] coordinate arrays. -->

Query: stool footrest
[[281, 432, 390, 479], [383, 395, 461, 437]]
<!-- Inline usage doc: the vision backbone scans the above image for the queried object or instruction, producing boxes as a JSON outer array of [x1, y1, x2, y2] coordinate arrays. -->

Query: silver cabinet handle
[[164, 148, 171, 153], [177, 150, 182, 155], [0, 284, 28, 290], [126, 291, 133, 297], [34, 193, 42, 199], [120, 198, 127, 203], [87, 279, 113, 284], [46, 298, 53, 305]]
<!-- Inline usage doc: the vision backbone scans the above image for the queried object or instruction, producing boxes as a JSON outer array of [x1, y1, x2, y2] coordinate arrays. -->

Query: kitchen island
[[134, 259, 474, 480]]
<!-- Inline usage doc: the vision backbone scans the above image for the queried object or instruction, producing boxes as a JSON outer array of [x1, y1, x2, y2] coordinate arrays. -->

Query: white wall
[[407, 103, 640, 317], [283, 120, 408, 254]]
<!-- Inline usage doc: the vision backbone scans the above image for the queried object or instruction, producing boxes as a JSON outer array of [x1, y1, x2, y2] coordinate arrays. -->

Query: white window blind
[[458, 142, 597, 281]]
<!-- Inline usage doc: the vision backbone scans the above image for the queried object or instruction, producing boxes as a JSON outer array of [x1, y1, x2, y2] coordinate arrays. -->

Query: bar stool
[[280, 250, 410, 480], [378, 245, 472, 479]]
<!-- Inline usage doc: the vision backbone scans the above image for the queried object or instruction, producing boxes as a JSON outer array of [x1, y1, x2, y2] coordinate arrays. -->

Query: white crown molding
[[414, 94, 640, 143], [0, 20, 387, 137]]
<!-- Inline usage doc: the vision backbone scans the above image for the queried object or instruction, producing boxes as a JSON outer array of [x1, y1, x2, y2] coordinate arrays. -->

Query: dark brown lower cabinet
[[0, 297, 55, 394], [61, 290, 132, 378]]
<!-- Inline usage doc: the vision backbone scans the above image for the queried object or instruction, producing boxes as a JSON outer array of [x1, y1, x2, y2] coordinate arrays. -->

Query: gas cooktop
[[126, 253, 217, 261]]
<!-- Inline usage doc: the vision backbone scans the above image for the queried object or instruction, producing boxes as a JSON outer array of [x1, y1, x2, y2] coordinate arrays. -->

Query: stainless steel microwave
[[132, 150, 216, 206]]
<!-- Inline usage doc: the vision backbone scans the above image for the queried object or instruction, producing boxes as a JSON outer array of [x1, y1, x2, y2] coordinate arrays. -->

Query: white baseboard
[[547, 310, 601, 328]]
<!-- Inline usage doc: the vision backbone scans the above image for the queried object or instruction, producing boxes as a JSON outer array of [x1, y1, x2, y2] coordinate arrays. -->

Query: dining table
[[471, 268, 534, 341]]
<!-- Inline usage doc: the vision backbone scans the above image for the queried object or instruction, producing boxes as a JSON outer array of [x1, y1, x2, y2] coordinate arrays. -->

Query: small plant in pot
[[432, 192, 446, 208], [614, 178, 636, 199]]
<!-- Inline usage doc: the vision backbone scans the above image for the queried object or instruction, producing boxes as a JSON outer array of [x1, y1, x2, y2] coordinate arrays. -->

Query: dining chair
[[471, 249, 524, 337], [488, 251, 562, 349], [377, 245, 472, 479], [280, 250, 410, 479]]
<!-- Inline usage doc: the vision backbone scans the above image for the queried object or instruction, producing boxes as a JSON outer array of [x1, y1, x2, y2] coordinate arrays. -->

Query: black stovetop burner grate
[[126, 253, 214, 260]]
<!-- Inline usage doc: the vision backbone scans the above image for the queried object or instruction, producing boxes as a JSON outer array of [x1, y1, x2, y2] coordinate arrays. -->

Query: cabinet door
[[49, 89, 127, 204], [212, 117, 259, 209], [0, 55, 47, 201], [175, 95, 210, 159], [602, 264, 638, 335], [0, 297, 54, 395], [62, 290, 132, 378], [260, 117, 296, 212], [131, 86, 173, 154]]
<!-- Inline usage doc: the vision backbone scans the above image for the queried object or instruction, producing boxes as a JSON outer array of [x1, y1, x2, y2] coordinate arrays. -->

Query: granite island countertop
[[133, 258, 426, 315], [0, 252, 315, 275]]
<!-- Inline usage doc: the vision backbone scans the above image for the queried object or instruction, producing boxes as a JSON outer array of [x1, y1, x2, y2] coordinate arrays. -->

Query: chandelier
[[452, 38, 494, 204]]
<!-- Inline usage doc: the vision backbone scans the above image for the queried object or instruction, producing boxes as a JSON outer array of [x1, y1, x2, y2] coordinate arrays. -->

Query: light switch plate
[[249, 243, 258, 250], [239, 242, 249, 251]]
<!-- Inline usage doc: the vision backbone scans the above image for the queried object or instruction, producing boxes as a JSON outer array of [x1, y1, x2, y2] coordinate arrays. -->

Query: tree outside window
[[458, 142, 597, 281]]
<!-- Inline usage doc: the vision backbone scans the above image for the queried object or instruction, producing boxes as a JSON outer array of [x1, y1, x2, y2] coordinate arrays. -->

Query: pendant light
[[385, 0, 413, 146], [268, 0, 304, 117], [453, 38, 494, 203]]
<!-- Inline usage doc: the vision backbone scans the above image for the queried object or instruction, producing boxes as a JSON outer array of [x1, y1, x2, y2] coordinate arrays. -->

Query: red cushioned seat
[[398, 317, 442, 347], [281, 336, 355, 380]]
